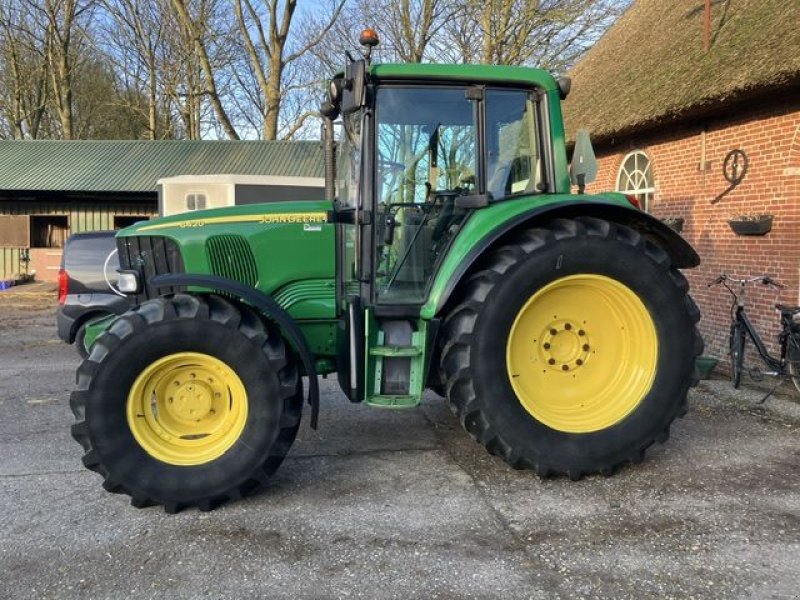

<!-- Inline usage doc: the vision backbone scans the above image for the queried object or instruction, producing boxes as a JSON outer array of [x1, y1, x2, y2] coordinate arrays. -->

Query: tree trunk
[[170, 0, 240, 140], [263, 53, 282, 140], [147, 55, 157, 140]]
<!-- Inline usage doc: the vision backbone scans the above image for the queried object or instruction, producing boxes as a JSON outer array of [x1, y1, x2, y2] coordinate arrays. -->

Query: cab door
[[334, 106, 372, 400]]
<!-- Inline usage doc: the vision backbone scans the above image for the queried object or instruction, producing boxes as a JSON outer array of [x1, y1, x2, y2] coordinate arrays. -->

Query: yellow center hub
[[506, 274, 658, 433], [126, 352, 248, 466]]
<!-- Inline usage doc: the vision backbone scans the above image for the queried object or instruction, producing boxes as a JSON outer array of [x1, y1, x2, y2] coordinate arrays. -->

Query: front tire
[[440, 218, 702, 478], [70, 294, 302, 512]]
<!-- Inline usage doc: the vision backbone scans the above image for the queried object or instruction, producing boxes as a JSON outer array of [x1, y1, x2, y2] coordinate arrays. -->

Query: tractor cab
[[321, 31, 561, 406]]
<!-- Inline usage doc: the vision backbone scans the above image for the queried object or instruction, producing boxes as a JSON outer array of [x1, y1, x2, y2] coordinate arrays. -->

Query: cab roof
[[369, 63, 558, 92]]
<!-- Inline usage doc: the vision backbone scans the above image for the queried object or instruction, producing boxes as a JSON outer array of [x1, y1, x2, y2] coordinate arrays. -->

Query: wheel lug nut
[[543, 343, 551, 350], [550, 328, 558, 336], [578, 330, 585, 336], [576, 359, 583, 366], [564, 323, 572, 330], [583, 344, 590, 351], [561, 365, 569, 371], [548, 358, 556, 365]]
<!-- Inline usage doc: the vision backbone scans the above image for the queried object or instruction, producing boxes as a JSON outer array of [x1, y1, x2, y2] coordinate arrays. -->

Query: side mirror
[[570, 129, 597, 194], [557, 76, 572, 100], [341, 58, 366, 115]]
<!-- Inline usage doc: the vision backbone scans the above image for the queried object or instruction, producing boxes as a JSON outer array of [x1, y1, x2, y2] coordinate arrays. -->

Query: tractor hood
[[117, 200, 332, 237], [114, 200, 337, 321]]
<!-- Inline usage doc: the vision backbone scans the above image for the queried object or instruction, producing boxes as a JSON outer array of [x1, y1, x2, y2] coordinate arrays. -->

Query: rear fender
[[422, 199, 699, 319]]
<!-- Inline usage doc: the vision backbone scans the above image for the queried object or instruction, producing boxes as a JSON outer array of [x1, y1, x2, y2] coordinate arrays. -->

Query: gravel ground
[[0, 285, 798, 599]]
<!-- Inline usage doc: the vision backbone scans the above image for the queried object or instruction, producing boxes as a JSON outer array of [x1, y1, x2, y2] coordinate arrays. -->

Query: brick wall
[[585, 99, 800, 362]]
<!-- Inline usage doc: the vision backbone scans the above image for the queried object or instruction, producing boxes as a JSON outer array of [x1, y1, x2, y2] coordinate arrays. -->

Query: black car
[[57, 231, 130, 357]]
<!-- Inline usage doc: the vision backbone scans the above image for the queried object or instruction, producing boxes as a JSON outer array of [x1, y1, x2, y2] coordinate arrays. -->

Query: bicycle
[[709, 274, 800, 397]]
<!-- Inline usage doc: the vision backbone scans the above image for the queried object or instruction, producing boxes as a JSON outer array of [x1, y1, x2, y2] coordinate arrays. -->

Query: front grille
[[117, 235, 185, 302], [206, 235, 258, 287]]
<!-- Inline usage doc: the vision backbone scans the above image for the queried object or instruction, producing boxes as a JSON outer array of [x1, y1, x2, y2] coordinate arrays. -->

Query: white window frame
[[616, 150, 655, 212], [186, 191, 207, 211]]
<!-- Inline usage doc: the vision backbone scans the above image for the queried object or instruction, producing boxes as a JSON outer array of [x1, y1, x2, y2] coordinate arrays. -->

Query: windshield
[[336, 109, 363, 209], [376, 87, 477, 207], [374, 86, 477, 304]]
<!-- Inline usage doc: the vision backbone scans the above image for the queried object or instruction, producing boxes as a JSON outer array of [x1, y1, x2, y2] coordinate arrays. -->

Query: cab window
[[485, 89, 542, 199]]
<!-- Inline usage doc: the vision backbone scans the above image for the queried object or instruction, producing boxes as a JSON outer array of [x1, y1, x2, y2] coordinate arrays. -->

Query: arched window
[[616, 150, 655, 212]]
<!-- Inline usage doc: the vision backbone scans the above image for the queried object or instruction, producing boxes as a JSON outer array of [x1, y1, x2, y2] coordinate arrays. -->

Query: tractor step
[[368, 345, 422, 357], [364, 394, 420, 409], [364, 314, 428, 407]]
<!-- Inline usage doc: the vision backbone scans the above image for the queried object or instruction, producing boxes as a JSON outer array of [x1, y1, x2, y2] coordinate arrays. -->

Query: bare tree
[[359, 0, 454, 63], [0, 0, 627, 141], [23, 0, 97, 139], [100, 0, 169, 139], [233, 0, 344, 140], [437, 0, 625, 70], [72, 53, 150, 139], [0, 0, 50, 138], [171, 0, 240, 139]]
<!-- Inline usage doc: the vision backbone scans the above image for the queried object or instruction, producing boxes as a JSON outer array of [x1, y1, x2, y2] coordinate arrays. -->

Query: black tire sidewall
[[470, 233, 695, 470], [86, 317, 284, 503]]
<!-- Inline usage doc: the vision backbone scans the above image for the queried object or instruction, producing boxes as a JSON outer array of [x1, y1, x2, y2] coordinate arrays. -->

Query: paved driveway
[[1, 290, 798, 599]]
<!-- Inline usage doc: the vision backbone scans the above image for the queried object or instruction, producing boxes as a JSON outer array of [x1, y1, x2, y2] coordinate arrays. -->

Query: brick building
[[563, 0, 800, 363]]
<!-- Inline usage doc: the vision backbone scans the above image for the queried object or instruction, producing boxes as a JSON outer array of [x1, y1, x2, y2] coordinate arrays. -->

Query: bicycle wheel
[[787, 335, 800, 395], [729, 322, 744, 389]]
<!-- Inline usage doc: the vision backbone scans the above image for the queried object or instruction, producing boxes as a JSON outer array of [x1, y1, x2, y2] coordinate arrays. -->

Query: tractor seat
[[775, 303, 800, 317]]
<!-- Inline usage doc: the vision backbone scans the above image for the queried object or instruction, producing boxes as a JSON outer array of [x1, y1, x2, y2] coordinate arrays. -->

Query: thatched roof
[[563, 0, 800, 144]]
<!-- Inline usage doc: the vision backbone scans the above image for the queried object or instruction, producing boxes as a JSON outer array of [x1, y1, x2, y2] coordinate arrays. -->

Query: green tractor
[[71, 32, 701, 512]]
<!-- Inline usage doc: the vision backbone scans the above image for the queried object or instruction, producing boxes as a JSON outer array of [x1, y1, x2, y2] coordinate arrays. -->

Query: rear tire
[[729, 322, 744, 389], [440, 218, 702, 478], [70, 294, 302, 512]]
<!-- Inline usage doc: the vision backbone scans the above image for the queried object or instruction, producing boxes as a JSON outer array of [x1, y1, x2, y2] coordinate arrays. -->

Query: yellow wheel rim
[[506, 274, 657, 433], [126, 352, 248, 466]]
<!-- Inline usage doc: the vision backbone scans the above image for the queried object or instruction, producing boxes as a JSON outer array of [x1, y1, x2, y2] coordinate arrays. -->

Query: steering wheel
[[429, 190, 460, 205]]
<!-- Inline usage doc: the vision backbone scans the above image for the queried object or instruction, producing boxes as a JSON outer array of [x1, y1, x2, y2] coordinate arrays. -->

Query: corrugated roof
[[563, 0, 800, 143], [0, 140, 324, 193]]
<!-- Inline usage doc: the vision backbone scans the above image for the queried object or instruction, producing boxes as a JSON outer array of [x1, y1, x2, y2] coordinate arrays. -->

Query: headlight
[[117, 271, 140, 293], [329, 78, 343, 102]]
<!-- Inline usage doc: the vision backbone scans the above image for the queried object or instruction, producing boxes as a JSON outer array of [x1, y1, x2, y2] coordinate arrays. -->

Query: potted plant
[[662, 217, 684, 232], [695, 356, 718, 380], [728, 214, 773, 236]]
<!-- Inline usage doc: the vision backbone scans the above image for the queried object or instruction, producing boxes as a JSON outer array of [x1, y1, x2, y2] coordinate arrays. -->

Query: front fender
[[421, 196, 699, 320], [82, 313, 118, 354], [151, 273, 320, 429], [82, 275, 321, 429]]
